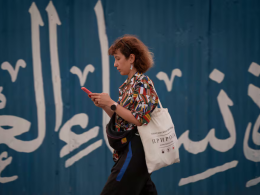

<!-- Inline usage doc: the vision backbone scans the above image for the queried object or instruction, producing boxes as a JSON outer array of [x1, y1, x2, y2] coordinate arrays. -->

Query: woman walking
[[90, 35, 158, 195]]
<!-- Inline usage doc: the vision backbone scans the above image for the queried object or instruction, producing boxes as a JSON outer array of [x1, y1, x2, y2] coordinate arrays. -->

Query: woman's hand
[[89, 94, 105, 108], [92, 98, 105, 108], [90, 93, 114, 108]]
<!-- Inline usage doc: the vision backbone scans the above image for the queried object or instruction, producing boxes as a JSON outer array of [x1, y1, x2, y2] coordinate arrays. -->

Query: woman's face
[[113, 49, 133, 76]]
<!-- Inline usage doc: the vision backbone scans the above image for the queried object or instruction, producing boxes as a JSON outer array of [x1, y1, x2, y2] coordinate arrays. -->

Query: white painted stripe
[[46, 1, 63, 132], [94, 1, 113, 152], [246, 176, 260, 187], [178, 160, 238, 186]]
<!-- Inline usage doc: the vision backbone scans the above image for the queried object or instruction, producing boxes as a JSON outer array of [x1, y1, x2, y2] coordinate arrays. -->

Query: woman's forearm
[[112, 102, 142, 126], [90, 93, 142, 126], [102, 105, 114, 118]]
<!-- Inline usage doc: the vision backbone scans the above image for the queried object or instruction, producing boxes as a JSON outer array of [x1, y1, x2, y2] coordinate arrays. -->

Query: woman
[[90, 35, 158, 195]]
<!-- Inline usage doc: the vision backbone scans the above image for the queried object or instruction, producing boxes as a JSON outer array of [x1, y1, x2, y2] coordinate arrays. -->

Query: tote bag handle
[[150, 81, 163, 109]]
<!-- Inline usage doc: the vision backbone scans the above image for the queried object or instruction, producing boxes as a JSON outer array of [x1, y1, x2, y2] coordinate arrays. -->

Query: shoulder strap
[[150, 81, 163, 109]]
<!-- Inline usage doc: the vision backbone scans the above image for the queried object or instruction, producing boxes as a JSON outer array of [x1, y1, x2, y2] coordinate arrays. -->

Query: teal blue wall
[[0, 0, 260, 194]]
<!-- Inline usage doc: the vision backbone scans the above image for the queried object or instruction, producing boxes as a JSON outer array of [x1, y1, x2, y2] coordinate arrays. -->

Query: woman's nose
[[114, 61, 117, 67]]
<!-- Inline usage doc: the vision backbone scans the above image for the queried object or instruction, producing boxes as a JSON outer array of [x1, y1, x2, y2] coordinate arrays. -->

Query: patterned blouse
[[115, 72, 159, 131], [112, 72, 159, 161]]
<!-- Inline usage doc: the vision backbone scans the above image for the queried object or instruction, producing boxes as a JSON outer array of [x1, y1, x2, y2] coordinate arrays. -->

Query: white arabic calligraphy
[[1, 59, 26, 82], [0, 2, 46, 154], [0, 1, 258, 190], [243, 62, 260, 187], [178, 84, 236, 153], [178, 69, 238, 186], [70, 64, 95, 87], [59, 113, 102, 167], [45, 1, 104, 167], [46, 1, 63, 132], [94, 0, 113, 152], [0, 152, 18, 183], [156, 69, 182, 92]]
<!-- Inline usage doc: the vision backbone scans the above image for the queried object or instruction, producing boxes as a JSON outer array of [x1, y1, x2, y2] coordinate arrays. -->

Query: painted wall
[[0, 0, 260, 194]]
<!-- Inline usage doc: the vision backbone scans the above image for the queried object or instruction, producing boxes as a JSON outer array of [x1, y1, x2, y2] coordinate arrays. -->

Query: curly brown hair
[[108, 35, 154, 73]]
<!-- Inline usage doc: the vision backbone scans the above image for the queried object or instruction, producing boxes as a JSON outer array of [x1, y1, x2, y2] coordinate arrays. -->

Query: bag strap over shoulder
[[150, 81, 163, 109]]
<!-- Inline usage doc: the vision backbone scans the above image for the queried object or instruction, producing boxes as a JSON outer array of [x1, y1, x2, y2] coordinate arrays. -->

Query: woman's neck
[[127, 68, 137, 80]]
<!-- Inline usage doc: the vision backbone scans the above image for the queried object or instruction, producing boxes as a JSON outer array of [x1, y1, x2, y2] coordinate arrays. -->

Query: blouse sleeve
[[131, 77, 159, 125]]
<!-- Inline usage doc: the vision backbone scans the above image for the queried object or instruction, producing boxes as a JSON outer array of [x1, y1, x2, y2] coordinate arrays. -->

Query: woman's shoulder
[[133, 73, 158, 100], [135, 73, 154, 87]]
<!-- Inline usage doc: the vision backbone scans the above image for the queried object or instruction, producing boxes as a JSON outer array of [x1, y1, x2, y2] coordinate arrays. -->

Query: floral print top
[[115, 72, 159, 132]]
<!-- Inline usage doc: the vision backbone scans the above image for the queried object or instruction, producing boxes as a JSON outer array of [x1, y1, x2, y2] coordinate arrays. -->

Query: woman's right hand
[[89, 95, 105, 108]]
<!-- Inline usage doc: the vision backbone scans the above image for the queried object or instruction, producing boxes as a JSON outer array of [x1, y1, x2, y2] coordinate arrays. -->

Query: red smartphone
[[81, 87, 92, 95]]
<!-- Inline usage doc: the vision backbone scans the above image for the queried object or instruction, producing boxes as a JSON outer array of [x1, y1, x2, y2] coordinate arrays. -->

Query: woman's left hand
[[90, 93, 114, 107]]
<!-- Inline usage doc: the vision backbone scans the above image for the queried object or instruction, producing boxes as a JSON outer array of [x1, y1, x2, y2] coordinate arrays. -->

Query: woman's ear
[[129, 54, 135, 63]]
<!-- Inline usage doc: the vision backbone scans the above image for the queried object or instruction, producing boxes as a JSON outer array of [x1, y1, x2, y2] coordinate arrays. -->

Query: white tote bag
[[137, 84, 180, 173]]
